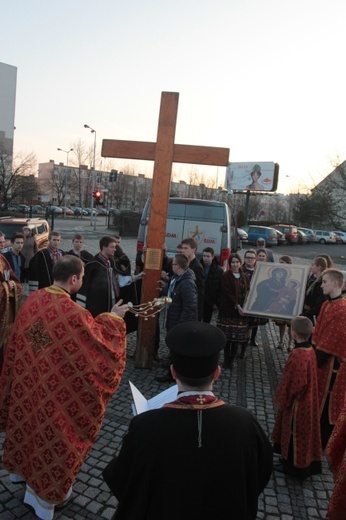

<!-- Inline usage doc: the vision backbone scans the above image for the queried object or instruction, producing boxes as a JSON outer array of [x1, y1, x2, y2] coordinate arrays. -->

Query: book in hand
[[129, 381, 178, 416]]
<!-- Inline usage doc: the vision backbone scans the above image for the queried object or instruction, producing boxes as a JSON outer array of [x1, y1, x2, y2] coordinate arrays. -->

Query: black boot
[[238, 344, 247, 359], [223, 342, 231, 368], [250, 327, 258, 347], [229, 343, 238, 368]]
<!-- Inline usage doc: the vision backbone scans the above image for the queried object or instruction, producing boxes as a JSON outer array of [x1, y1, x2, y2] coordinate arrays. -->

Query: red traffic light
[[93, 190, 102, 201]]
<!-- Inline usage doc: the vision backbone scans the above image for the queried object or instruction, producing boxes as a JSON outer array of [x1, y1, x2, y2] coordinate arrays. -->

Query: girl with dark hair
[[217, 253, 249, 367]]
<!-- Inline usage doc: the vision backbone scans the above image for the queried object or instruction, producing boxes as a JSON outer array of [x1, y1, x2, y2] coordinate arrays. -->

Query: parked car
[[7, 204, 19, 211], [275, 229, 287, 246], [333, 231, 346, 244], [313, 230, 337, 244], [332, 232, 342, 244], [297, 230, 308, 244], [47, 205, 63, 214], [60, 206, 75, 215], [83, 208, 97, 216], [70, 207, 88, 216], [97, 208, 109, 216], [241, 225, 278, 246], [237, 228, 248, 244], [270, 224, 299, 244], [18, 204, 30, 213], [0, 217, 50, 250], [298, 227, 318, 243], [30, 205, 46, 214]]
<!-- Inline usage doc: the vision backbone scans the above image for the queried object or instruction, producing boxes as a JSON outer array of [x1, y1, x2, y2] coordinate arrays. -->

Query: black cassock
[[103, 397, 273, 520]]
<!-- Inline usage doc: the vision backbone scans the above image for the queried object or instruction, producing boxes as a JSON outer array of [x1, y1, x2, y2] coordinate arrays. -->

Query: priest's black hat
[[166, 322, 226, 378]]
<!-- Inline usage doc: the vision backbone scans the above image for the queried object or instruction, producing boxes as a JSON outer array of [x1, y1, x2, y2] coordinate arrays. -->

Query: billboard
[[225, 162, 279, 192]]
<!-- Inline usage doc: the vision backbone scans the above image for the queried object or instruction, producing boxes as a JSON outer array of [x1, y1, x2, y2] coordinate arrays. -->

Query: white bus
[[137, 198, 237, 269]]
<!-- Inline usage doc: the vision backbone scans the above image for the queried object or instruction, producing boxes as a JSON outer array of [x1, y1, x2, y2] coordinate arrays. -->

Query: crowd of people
[[0, 227, 345, 519]]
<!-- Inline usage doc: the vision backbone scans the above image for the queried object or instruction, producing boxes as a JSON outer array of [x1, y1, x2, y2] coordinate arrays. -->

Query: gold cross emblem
[[25, 319, 51, 354], [197, 395, 206, 405]]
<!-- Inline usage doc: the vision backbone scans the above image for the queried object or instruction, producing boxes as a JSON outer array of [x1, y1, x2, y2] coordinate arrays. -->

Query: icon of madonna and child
[[243, 264, 309, 320]]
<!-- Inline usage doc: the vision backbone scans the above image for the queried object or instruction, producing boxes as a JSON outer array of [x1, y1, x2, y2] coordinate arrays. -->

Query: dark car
[[47, 205, 63, 214], [241, 225, 278, 247], [30, 205, 46, 214]]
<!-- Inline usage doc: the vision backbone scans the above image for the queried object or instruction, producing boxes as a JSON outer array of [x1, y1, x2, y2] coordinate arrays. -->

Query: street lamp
[[84, 124, 97, 228], [57, 147, 73, 218]]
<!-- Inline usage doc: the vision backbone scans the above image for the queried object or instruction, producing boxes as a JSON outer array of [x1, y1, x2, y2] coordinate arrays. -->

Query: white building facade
[[0, 62, 17, 155]]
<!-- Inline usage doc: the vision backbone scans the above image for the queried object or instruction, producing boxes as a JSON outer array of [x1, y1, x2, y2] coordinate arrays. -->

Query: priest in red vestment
[[0, 255, 128, 520], [326, 399, 346, 520], [312, 268, 346, 448], [272, 316, 322, 479], [103, 321, 273, 520]]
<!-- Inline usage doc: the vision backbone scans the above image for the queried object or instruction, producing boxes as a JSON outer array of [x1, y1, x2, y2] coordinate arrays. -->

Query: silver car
[[313, 230, 336, 244]]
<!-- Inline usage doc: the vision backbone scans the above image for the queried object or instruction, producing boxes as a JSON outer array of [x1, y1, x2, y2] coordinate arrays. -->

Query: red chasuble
[[325, 403, 346, 520], [0, 285, 126, 504], [272, 345, 322, 469], [312, 298, 346, 424]]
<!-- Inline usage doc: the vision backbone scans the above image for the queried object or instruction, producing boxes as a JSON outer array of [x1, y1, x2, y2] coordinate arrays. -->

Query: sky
[[2, 0, 346, 194]]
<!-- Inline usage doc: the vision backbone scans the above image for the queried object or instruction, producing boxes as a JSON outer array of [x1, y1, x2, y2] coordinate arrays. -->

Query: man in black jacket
[[200, 247, 223, 323], [103, 322, 273, 520], [76, 236, 143, 319], [28, 231, 65, 292], [2, 233, 25, 283], [67, 233, 93, 264], [181, 237, 205, 320]]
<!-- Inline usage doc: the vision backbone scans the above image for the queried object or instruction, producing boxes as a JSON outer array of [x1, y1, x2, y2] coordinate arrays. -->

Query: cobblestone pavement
[[0, 223, 340, 519]]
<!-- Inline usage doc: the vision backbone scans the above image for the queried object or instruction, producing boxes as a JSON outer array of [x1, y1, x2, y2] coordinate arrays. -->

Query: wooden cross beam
[[101, 92, 229, 369]]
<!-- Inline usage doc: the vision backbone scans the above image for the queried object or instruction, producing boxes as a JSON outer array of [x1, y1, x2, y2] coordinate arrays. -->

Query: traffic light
[[93, 190, 102, 204]]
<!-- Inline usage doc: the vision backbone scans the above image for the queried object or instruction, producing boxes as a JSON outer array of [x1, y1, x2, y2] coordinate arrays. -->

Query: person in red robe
[[312, 268, 346, 448], [325, 399, 346, 520], [0, 255, 128, 520], [0, 231, 22, 373], [272, 316, 322, 479]]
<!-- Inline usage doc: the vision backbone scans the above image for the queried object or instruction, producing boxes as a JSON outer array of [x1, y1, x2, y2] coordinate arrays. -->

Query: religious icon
[[243, 262, 309, 320]]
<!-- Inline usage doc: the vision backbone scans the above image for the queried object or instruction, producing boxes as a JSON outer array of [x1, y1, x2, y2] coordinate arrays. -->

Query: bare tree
[[16, 174, 39, 204], [42, 165, 67, 206], [311, 158, 346, 228], [0, 145, 37, 207], [248, 194, 262, 220]]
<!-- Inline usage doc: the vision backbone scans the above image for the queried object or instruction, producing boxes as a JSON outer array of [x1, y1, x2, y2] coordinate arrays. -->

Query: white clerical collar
[[177, 390, 214, 397]]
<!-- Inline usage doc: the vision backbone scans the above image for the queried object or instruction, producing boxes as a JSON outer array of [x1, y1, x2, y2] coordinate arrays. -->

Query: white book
[[129, 381, 178, 416]]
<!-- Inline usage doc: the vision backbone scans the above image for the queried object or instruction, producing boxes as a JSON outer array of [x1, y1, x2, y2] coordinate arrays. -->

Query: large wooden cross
[[102, 92, 229, 368]]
